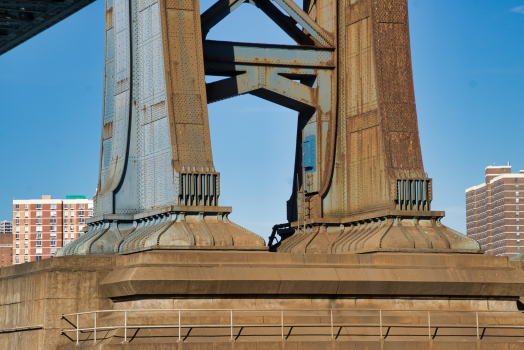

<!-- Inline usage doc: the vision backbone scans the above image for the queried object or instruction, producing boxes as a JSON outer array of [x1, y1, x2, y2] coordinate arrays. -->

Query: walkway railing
[[61, 308, 524, 345]]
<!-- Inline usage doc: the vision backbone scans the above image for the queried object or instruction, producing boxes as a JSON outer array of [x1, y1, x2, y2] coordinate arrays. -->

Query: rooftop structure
[[0, 220, 12, 234]]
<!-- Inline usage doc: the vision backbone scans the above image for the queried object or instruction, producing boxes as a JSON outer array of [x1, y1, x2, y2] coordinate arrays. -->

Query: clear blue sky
[[0, 0, 523, 241]]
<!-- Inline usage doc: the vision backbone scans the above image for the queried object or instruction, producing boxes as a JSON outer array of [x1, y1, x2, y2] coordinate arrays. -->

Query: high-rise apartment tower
[[12, 195, 93, 264], [466, 165, 524, 257]]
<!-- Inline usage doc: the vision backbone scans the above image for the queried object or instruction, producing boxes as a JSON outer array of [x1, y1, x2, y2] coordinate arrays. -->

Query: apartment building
[[466, 164, 524, 258], [0, 220, 12, 234], [12, 195, 93, 264], [0, 232, 13, 267]]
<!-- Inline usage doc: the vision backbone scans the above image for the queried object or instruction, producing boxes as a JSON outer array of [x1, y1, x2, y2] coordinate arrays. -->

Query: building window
[[15, 249, 19, 255], [50, 204, 57, 210], [50, 211, 57, 217], [64, 233, 68, 239], [36, 233, 42, 239], [15, 257, 19, 263], [50, 226, 56, 232], [36, 211, 42, 217], [15, 234, 19, 240], [79, 218, 85, 224], [78, 211, 85, 217], [24, 241, 28, 248], [36, 241, 42, 247], [78, 225, 85, 232], [15, 227, 19, 233], [15, 242, 19, 248], [15, 219, 19, 225], [71, 233, 75, 239], [70, 204, 74, 210], [64, 204, 68, 210], [70, 211, 75, 217], [36, 204, 42, 210], [50, 241, 56, 246], [36, 226, 42, 232], [50, 233, 57, 239], [36, 248, 42, 254], [35, 256, 42, 261], [50, 248, 57, 254], [79, 204, 85, 210], [24, 227, 28, 233], [50, 219, 57, 224], [15, 212, 19, 218], [24, 204, 28, 210], [24, 256, 28, 263], [24, 212, 28, 218], [15, 204, 19, 210], [24, 248, 28, 255], [64, 211, 68, 217], [88, 211, 93, 216], [24, 219, 28, 225], [64, 226, 68, 232], [25, 234, 28, 240], [88, 203, 94, 210], [70, 226, 74, 232]]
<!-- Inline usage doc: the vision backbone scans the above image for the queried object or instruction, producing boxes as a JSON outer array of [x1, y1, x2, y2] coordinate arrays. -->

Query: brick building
[[466, 165, 524, 258], [12, 195, 93, 264], [0, 231, 13, 267]]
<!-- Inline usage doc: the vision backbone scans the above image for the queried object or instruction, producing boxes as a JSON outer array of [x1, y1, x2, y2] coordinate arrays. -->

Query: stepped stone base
[[1, 250, 524, 349], [279, 210, 480, 254], [57, 206, 267, 256]]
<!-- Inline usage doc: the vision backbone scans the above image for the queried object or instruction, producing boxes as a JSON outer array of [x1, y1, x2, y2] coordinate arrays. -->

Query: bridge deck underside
[[0, 0, 95, 55]]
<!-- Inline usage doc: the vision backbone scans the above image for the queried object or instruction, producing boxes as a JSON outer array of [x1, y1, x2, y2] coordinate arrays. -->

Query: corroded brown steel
[[57, 0, 267, 256], [58, 0, 478, 256], [277, 0, 479, 253]]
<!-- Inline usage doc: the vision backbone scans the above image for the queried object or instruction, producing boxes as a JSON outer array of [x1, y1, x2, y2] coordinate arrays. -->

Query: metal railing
[[61, 308, 524, 345]]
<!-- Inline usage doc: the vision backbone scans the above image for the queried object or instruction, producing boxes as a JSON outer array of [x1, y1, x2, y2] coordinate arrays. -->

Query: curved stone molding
[[277, 214, 480, 254], [56, 208, 266, 256]]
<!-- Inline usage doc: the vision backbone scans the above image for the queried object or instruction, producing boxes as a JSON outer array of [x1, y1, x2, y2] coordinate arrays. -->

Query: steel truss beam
[[201, 0, 333, 48], [204, 40, 333, 111], [203, 40, 335, 69]]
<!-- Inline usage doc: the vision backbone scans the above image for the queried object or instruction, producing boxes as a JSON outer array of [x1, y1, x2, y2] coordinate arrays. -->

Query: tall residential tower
[[466, 165, 524, 257]]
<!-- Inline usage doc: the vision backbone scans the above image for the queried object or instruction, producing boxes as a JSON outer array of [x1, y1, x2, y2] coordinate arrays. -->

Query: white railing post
[[230, 310, 233, 341], [379, 310, 383, 340], [124, 311, 127, 343], [428, 310, 430, 340], [476, 311, 479, 340], [331, 310, 333, 340], [94, 312, 97, 344], [178, 310, 181, 342], [76, 314, 79, 345], [281, 310, 284, 340]]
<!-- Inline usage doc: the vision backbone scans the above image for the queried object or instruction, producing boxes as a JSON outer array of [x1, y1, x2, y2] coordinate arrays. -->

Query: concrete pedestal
[[1, 251, 524, 349]]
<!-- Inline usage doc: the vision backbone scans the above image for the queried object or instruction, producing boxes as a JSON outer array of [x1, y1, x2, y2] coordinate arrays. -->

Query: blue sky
[[0, 0, 523, 241]]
